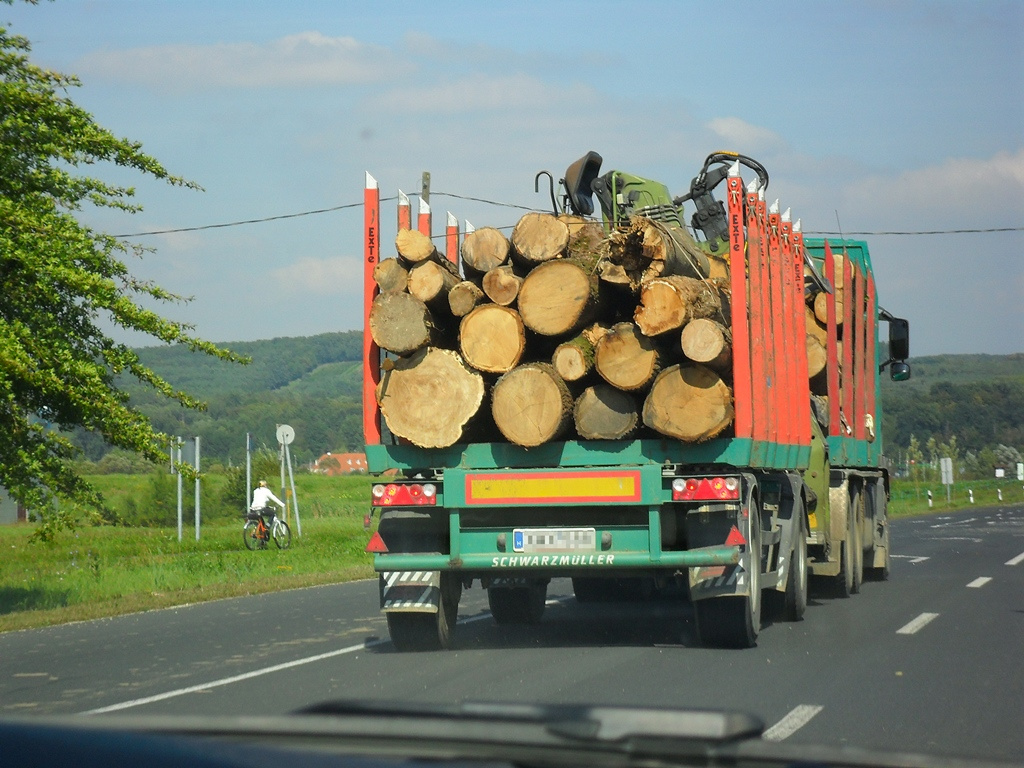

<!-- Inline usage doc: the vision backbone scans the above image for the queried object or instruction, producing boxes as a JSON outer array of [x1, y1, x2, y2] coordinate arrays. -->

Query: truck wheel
[[386, 573, 460, 651], [488, 580, 547, 624], [850, 489, 864, 594], [783, 503, 808, 621], [864, 489, 888, 581], [835, 492, 856, 598], [695, 499, 762, 648]]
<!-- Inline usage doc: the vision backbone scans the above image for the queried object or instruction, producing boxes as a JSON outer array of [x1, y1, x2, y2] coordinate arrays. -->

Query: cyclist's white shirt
[[250, 487, 285, 510]]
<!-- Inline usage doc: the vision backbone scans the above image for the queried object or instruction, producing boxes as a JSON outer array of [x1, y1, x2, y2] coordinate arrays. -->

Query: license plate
[[512, 528, 596, 553]]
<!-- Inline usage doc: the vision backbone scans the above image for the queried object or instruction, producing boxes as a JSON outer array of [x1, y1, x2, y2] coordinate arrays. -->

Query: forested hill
[[85, 337, 1022, 468], [131, 331, 363, 400]]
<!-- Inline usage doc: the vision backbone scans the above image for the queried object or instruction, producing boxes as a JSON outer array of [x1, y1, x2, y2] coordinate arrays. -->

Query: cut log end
[[378, 347, 485, 449], [574, 385, 638, 440], [642, 364, 734, 442], [491, 363, 572, 447], [459, 304, 526, 374], [511, 212, 570, 264]]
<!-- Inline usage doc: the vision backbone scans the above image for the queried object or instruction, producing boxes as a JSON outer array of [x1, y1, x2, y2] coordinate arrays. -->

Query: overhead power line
[[112, 194, 1023, 239]]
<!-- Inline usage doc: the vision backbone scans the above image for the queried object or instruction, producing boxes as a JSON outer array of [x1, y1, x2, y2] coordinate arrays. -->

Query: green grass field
[[1, 473, 1020, 634]]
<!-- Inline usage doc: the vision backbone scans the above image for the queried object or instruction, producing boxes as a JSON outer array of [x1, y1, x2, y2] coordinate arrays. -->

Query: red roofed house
[[314, 452, 367, 475]]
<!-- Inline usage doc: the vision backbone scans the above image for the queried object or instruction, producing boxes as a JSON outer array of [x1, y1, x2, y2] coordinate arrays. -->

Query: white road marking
[[83, 600, 572, 715], [891, 555, 929, 564], [763, 704, 823, 741], [897, 612, 940, 635], [1006, 551, 1024, 567], [966, 577, 992, 588]]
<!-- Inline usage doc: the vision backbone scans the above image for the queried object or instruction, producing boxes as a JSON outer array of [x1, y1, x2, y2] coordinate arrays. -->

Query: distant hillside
[[85, 339, 1020, 465], [130, 331, 362, 399]]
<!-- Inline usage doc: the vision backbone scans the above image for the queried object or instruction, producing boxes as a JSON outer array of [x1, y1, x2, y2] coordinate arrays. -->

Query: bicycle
[[243, 507, 292, 550]]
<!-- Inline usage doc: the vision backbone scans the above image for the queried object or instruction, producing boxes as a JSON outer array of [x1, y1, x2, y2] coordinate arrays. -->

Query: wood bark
[[459, 304, 526, 374], [606, 216, 710, 290], [680, 318, 732, 371], [574, 384, 639, 440], [377, 347, 485, 449], [373, 257, 408, 294], [634, 275, 722, 337], [407, 258, 461, 308], [369, 292, 437, 355], [594, 322, 660, 391], [448, 280, 486, 317], [511, 212, 569, 266], [642, 364, 734, 442], [491, 362, 572, 447], [460, 226, 510, 275], [395, 228, 441, 264], [518, 258, 601, 336], [481, 264, 523, 306], [552, 323, 610, 382]]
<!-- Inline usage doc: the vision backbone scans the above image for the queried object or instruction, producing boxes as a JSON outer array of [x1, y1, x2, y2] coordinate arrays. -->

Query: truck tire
[[834, 487, 863, 598], [488, 580, 547, 624], [782, 499, 808, 621], [850, 488, 864, 594], [695, 498, 762, 648], [386, 573, 460, 651], [865, 487, 891, 581]]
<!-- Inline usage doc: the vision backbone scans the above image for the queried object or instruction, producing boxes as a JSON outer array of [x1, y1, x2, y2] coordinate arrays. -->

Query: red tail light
[[671, 476, 741, 501], [371, 482, 437, 507]]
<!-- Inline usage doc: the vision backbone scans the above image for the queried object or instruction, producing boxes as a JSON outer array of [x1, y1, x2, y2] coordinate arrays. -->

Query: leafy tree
[[0, 11, 242, 533]]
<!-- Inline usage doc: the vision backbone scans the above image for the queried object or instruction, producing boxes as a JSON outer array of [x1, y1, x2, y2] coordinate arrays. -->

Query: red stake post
[[362, 173, 381, 445]]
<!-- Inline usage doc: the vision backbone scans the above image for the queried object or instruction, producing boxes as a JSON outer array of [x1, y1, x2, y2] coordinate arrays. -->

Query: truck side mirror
[[880, 316, 911, 381]]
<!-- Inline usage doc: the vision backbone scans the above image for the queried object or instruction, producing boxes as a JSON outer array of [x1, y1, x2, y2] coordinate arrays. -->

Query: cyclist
[[250, 480, 285, 527]]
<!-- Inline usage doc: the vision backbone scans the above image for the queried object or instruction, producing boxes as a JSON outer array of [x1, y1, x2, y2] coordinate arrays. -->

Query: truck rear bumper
[[374, 545, 740, 573]]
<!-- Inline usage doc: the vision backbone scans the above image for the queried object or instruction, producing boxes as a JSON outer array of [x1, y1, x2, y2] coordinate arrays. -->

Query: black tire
[[835, 496, 856, 598], [783, 502, 808, 621], [695, 498, 762, 648], [850, 489, 864, 594], [488, 580, 547, 625], [387, 573, 460, 651], [242, 520, 261, 551], [272, 520, 292, 549], [866, 487, 890, 581]]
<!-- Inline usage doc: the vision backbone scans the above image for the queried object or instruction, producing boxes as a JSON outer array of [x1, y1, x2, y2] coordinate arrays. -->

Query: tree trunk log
[[459, 304, 526, 374], [642, 364, 734, 442], [680, 318, 732, 371], [491, 362, 572, 447], [552, 323, 610, 382], [813, 290, 842, 326], [594, 322, 660, 391], [634, 275, 722, 337], [460, 226, 510, 275], [806, 304, 828, 345], [607, 216, 710, 290], [518, 258, 601, 336], [395, 228, 441, 264], [574, 384, 639, 440], [369, 292, 438, 355], [482, 264, 523, 306], [806, 335, 827, 380], [448, 280, 486, 317], [511, 212, 569, 266], [407, 258, 461, 308], [373, 257, 408, 294], [377, 347, 484, 449]]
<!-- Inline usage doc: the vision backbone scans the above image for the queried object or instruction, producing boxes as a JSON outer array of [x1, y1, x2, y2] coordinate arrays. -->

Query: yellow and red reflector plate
[[465, 470, 641, 506]]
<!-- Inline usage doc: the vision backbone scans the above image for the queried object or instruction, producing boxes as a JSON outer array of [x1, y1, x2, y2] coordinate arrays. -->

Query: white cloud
[[706, 117, 787, 155], [77, 32, 404, 89], [370, 73, 600, 115], [270, 256, 360, 297], [841, 149, 1024, 227]]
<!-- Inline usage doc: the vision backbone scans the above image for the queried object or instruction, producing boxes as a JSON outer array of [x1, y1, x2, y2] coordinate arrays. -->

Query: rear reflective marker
[[365, 531, 388, 553], [725, 525, 746, 546]]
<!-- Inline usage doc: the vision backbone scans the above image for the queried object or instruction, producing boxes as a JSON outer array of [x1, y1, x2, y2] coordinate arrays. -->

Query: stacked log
[[371, 214, 828, 449]]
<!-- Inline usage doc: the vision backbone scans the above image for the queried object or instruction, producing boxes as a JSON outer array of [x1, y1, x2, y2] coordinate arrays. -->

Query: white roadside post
[[940, 457, 953, 504], [277, 424, 301, 537], [194, 435, 201, 541]]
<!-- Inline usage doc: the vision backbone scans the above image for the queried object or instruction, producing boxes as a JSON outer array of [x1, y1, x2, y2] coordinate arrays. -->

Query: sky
[[3, 0, 1023, 355]]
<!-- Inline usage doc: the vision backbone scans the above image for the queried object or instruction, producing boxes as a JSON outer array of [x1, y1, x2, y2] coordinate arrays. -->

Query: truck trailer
[[361, 151, 911, 650]]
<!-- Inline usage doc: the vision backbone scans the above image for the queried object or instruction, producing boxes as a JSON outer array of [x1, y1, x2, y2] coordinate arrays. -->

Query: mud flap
[[379, 571, 440, 613]]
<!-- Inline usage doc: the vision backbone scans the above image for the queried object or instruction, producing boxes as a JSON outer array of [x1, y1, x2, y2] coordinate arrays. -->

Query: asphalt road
[[2, 504, 1022, 763]]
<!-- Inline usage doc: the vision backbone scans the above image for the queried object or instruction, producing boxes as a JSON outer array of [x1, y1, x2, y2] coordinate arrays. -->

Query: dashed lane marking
[[1006, 551, 1024, 567], [891, 555, 929, 564], [763, 705, 824, 741], [966, 577, 992, 589], [896, 612, 940, 635]]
